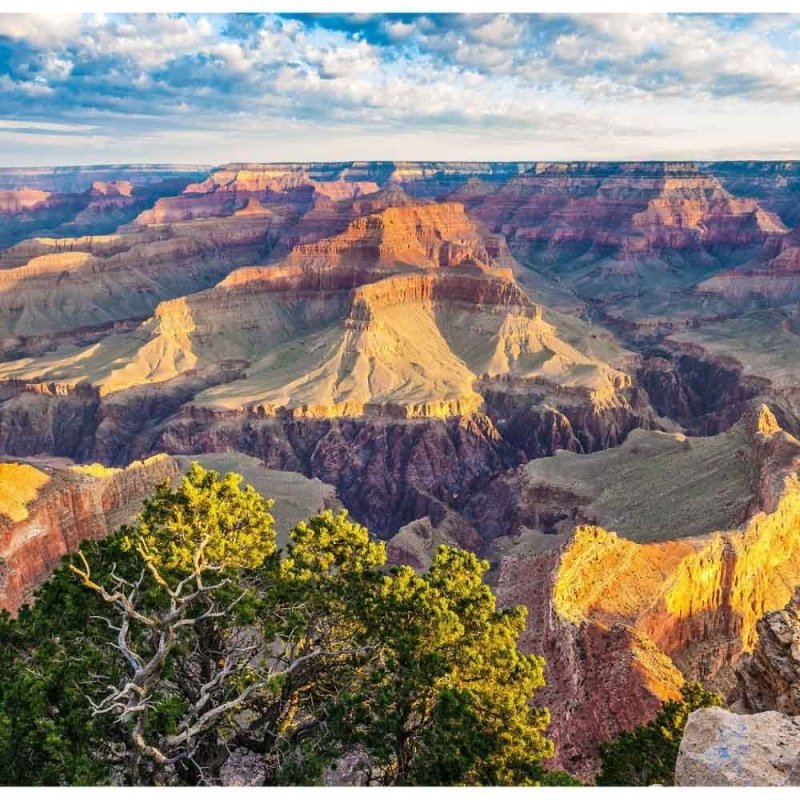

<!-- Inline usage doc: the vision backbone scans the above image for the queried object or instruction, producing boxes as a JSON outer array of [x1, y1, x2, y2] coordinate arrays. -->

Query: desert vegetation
[[0, 465, 570, 786], [596, 683, 723, 786]]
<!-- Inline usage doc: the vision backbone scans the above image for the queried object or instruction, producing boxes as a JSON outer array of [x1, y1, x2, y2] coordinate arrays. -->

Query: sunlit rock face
[[735, 584, 800, 716], [493, 406, 800, 779], [0, 455, 180, 613], [2, 161, 800, 781], [0, 452, 337, 614], [460, 162, 786, 257], [677, 584, 800, 787]]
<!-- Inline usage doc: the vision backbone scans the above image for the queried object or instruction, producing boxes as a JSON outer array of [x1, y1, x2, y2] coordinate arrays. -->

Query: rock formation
[[461, 163, 785, 270], [677, 585, 800, 786], [0, 452, 338, 614], [493, 406, 800, 778], [735, 585, 800, 715], [0, 212, 276, 343], [676, 708, 800, 786], [0, 165, 206, 248], [0, 455, 180, 613], [2, 160, 800, 782]]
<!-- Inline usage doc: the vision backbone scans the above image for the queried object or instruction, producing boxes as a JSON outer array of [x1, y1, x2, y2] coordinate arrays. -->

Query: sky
[[2, 12, 800, 165]]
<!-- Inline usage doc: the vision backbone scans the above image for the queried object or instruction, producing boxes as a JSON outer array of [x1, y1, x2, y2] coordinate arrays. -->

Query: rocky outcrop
[[157, 410, 513, 537], [630, 175, 787, 249], [0, 451, 341, 613], [0, 212, 277, 342], [0, 167, 206, 249], [385, 512, 484, 570], [0, 381, 101, 460], [493, 408, 800, 778], [735, 586, 800, 715], [676, 708, 800, 786], [637, 351, 765, 435], [0, 455, 180, 613], [676, 582, 800, 786], [0, 188, 54, 213], [278, 199, 489, 275], [138, 165, 379, 227], [698, 223, 800, 303], [463, 163, 786, 264]]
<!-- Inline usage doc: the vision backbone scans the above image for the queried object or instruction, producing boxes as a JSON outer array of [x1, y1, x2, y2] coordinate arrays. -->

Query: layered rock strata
[[493, 407, 800, 778], [735, 586, 800, 715], [0, 455, 180, 613]]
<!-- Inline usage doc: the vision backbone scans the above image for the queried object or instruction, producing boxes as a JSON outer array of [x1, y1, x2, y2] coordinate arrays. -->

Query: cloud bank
[[1, 12, 799, 164]]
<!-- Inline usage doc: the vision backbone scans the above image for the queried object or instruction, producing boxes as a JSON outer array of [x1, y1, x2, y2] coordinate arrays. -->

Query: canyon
[[676, 586, 800, 786], [1, 160, 800, 780]]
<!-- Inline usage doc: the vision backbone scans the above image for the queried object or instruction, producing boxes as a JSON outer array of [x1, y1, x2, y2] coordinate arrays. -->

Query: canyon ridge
[[2, 160, 800, 779]]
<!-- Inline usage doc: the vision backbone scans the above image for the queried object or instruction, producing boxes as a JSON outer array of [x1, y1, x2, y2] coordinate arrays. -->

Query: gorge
[[2, 160, 800, 780]]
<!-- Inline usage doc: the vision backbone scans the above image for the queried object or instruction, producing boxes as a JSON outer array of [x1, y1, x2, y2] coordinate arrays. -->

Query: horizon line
[[3, 157, 800, 171]]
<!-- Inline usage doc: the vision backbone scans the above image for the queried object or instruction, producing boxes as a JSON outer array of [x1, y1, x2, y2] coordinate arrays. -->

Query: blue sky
[[1, 12, 800, 165]]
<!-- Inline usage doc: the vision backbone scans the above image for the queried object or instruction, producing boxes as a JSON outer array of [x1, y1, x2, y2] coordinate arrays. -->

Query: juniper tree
[[0, 464, 557, 786]]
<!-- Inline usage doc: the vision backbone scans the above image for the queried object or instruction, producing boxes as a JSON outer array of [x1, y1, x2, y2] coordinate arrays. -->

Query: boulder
[[675, 707, 800, 786]]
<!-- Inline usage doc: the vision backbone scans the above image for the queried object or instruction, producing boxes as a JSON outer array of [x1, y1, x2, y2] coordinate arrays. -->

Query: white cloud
[[3, 12, 800, 163], [563, 14, 800, 102], [384, 20, 416, 41], [0, 13, 81, 46], [0, 75, 55, 96], [79, 13, 216, 69], [470, 14, 524, 49]]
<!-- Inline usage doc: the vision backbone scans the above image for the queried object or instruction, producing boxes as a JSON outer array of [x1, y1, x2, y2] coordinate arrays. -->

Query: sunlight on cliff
[[0, 463, 51, 522]]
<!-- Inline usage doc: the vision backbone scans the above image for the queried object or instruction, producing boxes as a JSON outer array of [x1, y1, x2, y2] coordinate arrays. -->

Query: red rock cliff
[[0, 455, 180, 613]]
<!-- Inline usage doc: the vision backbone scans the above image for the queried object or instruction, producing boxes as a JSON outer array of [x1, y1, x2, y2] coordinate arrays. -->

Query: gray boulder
[[676, 707, 800, 786]]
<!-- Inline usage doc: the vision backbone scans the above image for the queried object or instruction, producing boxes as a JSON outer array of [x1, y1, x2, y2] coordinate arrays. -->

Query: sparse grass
[[673, 311, 800, 389], [524, 423, 757, 542]]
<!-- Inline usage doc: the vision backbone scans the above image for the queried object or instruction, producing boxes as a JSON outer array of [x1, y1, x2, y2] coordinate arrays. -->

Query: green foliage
[[325, 546, 554, 785], [0, 535, 132, 785], [130, 461, 276, 573], [539, 770, 584, 786], [0, 464, 555, 787], [595, 681, 724, 786]]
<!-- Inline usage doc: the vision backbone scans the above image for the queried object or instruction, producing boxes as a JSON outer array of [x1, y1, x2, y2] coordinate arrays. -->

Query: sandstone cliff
[[677, 584, 800, 786], [0, 452, 339, 613], [0, 209, 278, 345], [2, 161, 800, 785], [735, 585, 800, 715], [0, 455, 180, 613], [493, 406, 800, 778]]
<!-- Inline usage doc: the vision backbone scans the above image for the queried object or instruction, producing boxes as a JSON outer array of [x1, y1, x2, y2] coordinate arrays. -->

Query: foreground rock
[[677, 574, 800, 786], [676, 707, 800, 786]]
